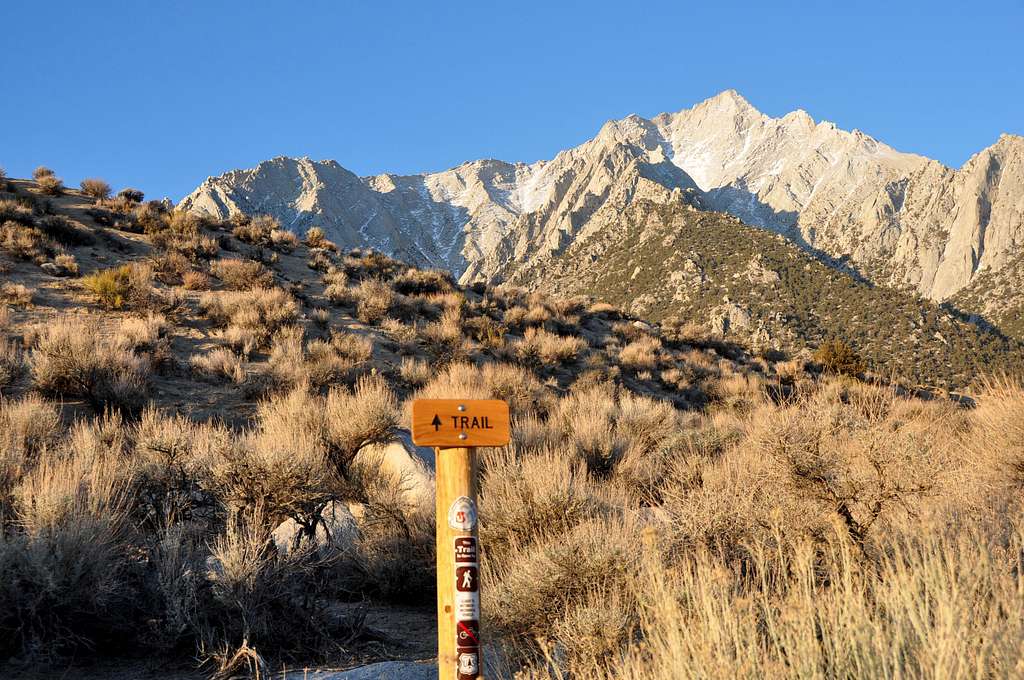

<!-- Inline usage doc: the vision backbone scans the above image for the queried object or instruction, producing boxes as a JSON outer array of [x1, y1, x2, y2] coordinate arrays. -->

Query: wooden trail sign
[[413, 398, 510, 680], [412, 399, 510, 447]]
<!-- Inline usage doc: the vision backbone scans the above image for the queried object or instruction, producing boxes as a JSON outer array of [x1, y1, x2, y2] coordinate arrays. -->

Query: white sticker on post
[[448, 496, 477, 531], [455, 590, 480, 621]]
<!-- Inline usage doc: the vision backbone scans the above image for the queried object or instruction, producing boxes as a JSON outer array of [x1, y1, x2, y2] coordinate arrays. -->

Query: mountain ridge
[[179, 91, 1024, 331]]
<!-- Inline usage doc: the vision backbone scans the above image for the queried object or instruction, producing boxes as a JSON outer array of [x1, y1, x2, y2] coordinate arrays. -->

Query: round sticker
[[448, 496, 478, 531]]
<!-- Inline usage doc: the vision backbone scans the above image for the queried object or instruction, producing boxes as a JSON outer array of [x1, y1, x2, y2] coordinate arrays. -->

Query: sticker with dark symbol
[[448, 496, 477, 531], [455, 565, 478, 592], [457, 649, 479, 679], [454, 536, 478, 563]]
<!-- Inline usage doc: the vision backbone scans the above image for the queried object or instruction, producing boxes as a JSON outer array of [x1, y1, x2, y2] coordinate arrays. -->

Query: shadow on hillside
[[705, 185, 875, 286], [371, 175, 471, 275]]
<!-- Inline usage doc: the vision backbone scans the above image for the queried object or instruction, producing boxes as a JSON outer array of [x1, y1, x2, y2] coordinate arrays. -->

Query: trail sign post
[[412, 399, 510, 680]]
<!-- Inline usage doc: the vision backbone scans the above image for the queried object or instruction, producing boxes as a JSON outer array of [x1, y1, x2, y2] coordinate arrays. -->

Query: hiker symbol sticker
[[448, 496, 477, 531]]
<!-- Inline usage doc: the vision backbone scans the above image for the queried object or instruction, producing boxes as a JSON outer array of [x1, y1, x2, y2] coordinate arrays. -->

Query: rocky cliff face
[[179, 91, 1024, 317]]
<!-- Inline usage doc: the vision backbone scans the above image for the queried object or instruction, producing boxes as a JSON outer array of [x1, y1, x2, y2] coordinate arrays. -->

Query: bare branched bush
[[29, 316, 150, 411]]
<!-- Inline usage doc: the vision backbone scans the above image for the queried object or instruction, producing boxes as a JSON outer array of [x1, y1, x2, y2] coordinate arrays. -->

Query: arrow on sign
[[432, 414, 442, 431]]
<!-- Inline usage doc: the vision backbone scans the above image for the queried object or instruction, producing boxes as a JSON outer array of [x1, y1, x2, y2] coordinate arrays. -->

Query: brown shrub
[[481, 448, 607, 564], [270, 229, 300, 252], [79, 178, 111, 201], [353, 278, 394, 324], [0, 394, 62, 465], [0, 199, 36, 226], [38, 215, 94, 246], [813, 338, 865, 376], [330, 331, 374, 363], [211, 258, 274, 291], [323, 375, 399, 468], [117, 187, 144, 204], [232, 214, 279, 246], [304, 226, 337, 251], [309, 307, 330, 329], [485, 516, 641, 642], [53, 253, 79, 276], [1, 282, 34, 306], [191, 348, 246, 384], [36, 174, 64, 196], [399, 357, 432, 387], [0, 338, 25, 387], [391, 268, 454, 296], [181, 270, 211, 290], [81, 263, 153, 309], [619, 336, 662, 371], [1, 220, 50, 261], [1, 447, 135, 658], [516, 327, 587, 365], [200, 288, 300, 353]]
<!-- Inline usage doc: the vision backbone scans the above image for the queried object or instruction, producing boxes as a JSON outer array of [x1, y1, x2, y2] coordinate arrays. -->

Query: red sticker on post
[[455, 537, 478, 563]]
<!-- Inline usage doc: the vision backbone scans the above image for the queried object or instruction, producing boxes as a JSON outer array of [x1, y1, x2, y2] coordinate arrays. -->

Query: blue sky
[[2, 0, 1022, 201]]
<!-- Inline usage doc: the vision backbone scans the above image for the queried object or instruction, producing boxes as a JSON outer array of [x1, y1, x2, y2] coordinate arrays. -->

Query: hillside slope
[[502, 195, 1024, 390]]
